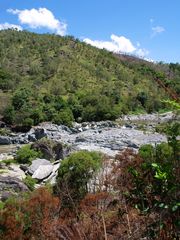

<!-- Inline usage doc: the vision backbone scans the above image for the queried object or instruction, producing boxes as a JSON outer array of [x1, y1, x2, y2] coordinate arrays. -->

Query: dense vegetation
[[0, 29, 179, 128], [0, 123, 179, 239]]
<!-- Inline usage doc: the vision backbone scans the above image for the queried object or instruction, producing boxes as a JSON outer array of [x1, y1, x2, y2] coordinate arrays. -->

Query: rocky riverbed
[[0, 112, 178, 200], [0, 111, 175, 156]]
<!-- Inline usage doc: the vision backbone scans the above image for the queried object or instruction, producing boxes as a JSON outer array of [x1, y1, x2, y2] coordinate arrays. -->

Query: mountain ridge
[[0, 29, 179, 128]]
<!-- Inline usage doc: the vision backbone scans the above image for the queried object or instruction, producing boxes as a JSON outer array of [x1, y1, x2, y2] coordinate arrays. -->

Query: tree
[[12, 88, 32, 110]]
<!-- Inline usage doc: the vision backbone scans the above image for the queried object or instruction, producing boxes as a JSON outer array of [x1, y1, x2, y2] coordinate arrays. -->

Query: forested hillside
[[0, 30, 179, 127]]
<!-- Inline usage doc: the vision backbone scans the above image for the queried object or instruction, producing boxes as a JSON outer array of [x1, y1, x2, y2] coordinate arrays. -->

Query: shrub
[[23, 176, 37, 191], [3, 106, 15, 124], [57, 151, 102, 206], [53, 108, 74, 127], [12, 88, 31, 110], [15, 145, 41, 164], [155, 142, 173, 164], [22, 118, 34, 128], [139, 144, 155, 162]]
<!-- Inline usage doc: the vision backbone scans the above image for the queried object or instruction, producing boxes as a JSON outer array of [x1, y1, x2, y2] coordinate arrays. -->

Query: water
[[0, 145, 17, 154]]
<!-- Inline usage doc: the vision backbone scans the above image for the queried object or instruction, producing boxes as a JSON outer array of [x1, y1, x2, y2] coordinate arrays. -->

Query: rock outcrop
[[0, 176, 29, 201]]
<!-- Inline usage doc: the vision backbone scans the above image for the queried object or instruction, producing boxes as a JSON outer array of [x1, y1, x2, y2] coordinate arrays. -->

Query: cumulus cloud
[[0, 22, 22, 31], [84, 34, 136, 53], [151, 25, 165, 38], [84, 34, 149, 58], [7, 8, 67, 35]]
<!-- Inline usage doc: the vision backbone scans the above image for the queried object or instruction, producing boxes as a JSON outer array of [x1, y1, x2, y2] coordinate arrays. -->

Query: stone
[[28, 134, 36, 142], [28, 158, 52, 175], [0, 121, 6, 128], [0, 176, 29, 201], [34, 128, 47, 140], [32, 142, 54, 160], [32, 165, 54, 180], [20, 164, 29, 172], [1, 164, 26, 180], [53, 142, 63, 160], [0, 136, 11, 145], [75, 136, 87, 142]]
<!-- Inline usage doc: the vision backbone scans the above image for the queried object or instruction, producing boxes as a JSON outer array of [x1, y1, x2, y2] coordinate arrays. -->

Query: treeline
[[0, 30, 179, 127]]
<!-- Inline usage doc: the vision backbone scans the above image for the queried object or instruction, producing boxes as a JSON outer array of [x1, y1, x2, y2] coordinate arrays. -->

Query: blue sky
[[0, 0, 179, 63]]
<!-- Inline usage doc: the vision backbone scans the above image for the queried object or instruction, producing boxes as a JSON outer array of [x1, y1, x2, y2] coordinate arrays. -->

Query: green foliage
[[0, 201, 5, 210], [23, 176, 37, 191], [1, 159, 16, 166], [53, 108, 74, 127], [15, 145, 41, 164], [162, 99, 180, 111], [0, 29, 178, 127], [0, 128, 11, 136], [132, 139, 179, 215], [139, 144, 155, 162], [57, 151, 102, 205], [155, 142, 173, 163], [3, 106, 15, 124], [12, 88, 32, 111], [0, 69, 13, 90]]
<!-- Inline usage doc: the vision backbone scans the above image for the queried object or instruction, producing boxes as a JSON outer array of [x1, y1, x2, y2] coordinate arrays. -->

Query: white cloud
[[151, 26, 165, 37], [84, 34, 136, 53], [0, 22, 22, 31], [84, 34, 149, 58], [136, 48, 149, 57], [7, 8, 67, 35]]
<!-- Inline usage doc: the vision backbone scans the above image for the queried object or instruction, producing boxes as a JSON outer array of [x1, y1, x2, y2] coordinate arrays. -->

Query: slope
[[0, 30, 179, 128]]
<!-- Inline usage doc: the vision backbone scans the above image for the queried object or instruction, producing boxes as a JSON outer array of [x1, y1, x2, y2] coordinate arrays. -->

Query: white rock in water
[[32, 165, 54, 180]]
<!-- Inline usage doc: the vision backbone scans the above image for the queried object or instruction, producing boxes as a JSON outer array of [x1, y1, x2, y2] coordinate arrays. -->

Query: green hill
[[0, 30, 179, 127]]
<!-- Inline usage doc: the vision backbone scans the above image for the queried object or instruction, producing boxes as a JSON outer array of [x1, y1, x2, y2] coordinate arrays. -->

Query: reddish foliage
[[0, 149, 179, 239]]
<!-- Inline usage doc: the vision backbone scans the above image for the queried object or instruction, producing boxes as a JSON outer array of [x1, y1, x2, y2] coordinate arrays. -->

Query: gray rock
[[34, 128, 47, 140], [32, 142, 54, 160], [20, 164, 29, 172], [75, 136, 87, 142], [28, 134, 36, 142], [42, 162, 60, 183], [0, 121, 6, 128], [53, 142, 63, 160], [0, 176, 29, 201], [28, 158, 52, 175], [0, 162, 6, 169], [32, 165, 54, 180], [0, 136, 11, 145]]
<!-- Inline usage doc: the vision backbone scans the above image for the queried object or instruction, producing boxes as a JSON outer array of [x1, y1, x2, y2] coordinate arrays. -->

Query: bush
[[3, 106, 15, 124], [155, 142, 173, 164], [139, 144, 155, 162], [23, 176, 37, 191], [15, 145, 41, 164], [53, 108, 74, 127], [57, 151, 102, 206], [22, 118, 34, 128]]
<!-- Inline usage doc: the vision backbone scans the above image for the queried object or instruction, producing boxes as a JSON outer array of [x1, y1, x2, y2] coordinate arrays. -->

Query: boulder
[[0, 121, 6, 128], [0, 176, 29, 201], [0, 136, 11, 145], [32, 165, 54, 180], [34, 128, 47, 140], [31, 140, 70, 160], [28, 158, 52, 175], [42, 162, 61, 184], [53, 142, 63, 160], [75, 136, 87, 143], [32, 142, 54, 160]]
